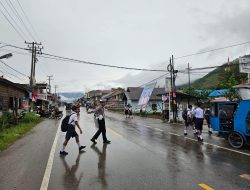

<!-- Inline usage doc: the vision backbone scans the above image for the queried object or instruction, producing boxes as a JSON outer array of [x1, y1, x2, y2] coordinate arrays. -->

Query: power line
[[0, 8, 25, 41], [0, 41, 245, 73], [0, 48, 30, 56], [175, 41, 250, 59], [41, 53, 167, 72], [139, 73, 168, 87], [0, 1, 29, 40], [0, 60, 29, 78], [16, 0, 41, 42], [6, 0, 36, 41], [0, 63, 27, 82]]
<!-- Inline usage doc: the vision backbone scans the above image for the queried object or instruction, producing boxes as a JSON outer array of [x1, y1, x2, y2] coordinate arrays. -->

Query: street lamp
[[0, 53, 13, 59]]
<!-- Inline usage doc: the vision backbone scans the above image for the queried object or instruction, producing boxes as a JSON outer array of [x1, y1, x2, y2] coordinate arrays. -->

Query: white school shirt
[[187, 108, 192, 118], [193, 107, 204, 119], [68, 111, 78, 127]]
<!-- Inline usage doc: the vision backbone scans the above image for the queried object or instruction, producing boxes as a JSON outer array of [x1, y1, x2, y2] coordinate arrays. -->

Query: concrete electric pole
[[47, 75, 53, 93], [25, 41, 43, 111]]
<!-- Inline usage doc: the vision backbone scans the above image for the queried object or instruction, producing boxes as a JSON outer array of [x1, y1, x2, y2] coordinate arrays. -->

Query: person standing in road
[[90, 99, 111, 144], [60, 105, 86, 155], [191, 105, 197, 134], [193, 102, 204, 141], [128, 104, 133, 118], [204, 107, 212, 134], [183, 105, 192, 136], [124, 104, 129, 118]]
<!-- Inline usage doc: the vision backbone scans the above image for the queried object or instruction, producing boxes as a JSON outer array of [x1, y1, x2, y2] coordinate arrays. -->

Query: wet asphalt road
[[48, 109, 250, 190]]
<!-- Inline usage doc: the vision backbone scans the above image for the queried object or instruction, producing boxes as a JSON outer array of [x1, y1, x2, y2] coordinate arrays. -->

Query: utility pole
[[26, 42, 43, 88], [172, 55, 178, 122], [25, 41, 43, 111], [47, 75, 53, 93], [188, 63, 191, 105], [54, 85, 58, 105], [167, 57, 173, 122]]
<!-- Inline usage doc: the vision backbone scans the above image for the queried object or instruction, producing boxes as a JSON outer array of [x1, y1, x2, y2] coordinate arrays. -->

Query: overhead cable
[[0, 60, 29, 78], [41, 53, 167, 72], [16, 0, 41, 42], [0, 63, 27, 82], [175, 41, 250, 59], [139, 73, 168, 87], [6, 0, 36, 41], [0, 1, 29, 40], [0, 8, 25, 41]]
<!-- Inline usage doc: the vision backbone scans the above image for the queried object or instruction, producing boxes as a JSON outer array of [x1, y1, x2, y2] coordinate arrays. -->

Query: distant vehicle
[[210, 100, 250, 148]]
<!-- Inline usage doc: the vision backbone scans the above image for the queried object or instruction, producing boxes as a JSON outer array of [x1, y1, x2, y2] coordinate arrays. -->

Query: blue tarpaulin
[[209, 89, 228, 97]]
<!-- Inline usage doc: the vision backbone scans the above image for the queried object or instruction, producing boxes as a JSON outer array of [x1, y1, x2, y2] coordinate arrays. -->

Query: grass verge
[[0, 113, 43, 151]]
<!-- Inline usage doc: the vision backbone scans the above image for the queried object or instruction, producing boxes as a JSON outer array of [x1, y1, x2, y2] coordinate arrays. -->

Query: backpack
[[61, 114, 73, 132], [182, 109, 188, 120]]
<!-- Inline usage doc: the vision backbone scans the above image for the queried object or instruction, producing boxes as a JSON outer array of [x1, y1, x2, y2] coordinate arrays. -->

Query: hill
[[179, 58, 248, 89], [59, 92, 84, 102]]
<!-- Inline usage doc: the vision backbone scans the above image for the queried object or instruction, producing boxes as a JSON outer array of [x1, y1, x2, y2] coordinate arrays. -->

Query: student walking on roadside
[[60, 105, 86, 155], [128, 104, 133, 118], [124, 104, 129, 118], [193, 102, 204, 141], [183, 105, 192, 136], [191, 105, 197, 134], [90, 99, 111, 144], [204, 107, 212, 134]]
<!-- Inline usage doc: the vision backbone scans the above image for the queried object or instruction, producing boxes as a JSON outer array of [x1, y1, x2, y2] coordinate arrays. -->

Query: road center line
[[107, 128, 123, 137], [199, 183, 214, 190], [40, 120, 62, 190], [184, 137, 250, 157]]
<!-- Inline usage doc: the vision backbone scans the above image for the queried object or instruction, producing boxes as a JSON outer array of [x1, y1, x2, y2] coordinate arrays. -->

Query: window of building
[[0, 96, 3, 111], [9, 97, 14, 109]]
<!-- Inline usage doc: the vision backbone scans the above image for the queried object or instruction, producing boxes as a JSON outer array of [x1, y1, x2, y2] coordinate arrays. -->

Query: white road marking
[[184, 137, 250, 157], [168, 132, 181, 137], [40, 120, 62, 190], [143, 124, 163, 132], [154, 128, 163, 132]]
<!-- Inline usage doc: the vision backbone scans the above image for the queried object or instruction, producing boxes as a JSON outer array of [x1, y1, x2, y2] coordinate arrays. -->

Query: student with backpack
[[182, 105, 192, 135], [60, 105, 86, 156]]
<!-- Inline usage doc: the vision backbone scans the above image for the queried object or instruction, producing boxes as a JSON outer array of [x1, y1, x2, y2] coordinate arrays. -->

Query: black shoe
[[184, 133, 187, 136], [197, 137, 203, 142], [103, 140, 111, 144], [60, 151, 68, 155], [91, 138, 97, 144], [208, 131, 213, 135], [79, 145, 86, 151]]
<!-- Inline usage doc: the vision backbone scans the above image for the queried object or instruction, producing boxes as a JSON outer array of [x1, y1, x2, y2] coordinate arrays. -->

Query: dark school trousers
[[92, 119, 107, 142]]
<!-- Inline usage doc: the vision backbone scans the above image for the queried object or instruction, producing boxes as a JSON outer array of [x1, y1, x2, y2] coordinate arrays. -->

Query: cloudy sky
[[0, 0, 250, 93]]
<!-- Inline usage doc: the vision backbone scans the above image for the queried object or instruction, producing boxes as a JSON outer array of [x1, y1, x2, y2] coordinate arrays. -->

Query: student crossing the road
[[60, 105, 86, 155]]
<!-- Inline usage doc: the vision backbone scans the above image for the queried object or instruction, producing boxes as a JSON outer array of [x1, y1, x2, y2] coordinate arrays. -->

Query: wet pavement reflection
[[48, 109, 250, 190], [61, 152, 85, 190], [91, 144, 108, 189]]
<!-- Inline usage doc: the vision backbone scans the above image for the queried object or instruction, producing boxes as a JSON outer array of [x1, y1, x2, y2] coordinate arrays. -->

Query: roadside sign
[[239, 56, 250, 73], [165, 77, 171, 92]]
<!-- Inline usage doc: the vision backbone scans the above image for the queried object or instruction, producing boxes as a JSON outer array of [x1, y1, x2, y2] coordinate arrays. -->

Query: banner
[[137, 82, 157, 110]]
